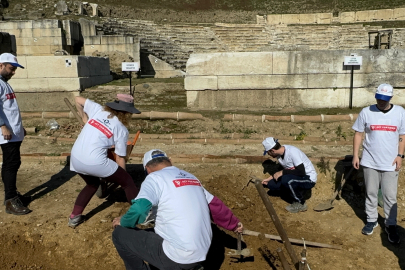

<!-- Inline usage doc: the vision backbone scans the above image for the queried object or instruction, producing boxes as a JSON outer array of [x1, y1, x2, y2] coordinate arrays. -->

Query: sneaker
[[68, 214, 85, 228], [362, 221, 378, 235], [385, 225, 400, 244], [140, 206, 157, 225], [285, 202, 307, 213]]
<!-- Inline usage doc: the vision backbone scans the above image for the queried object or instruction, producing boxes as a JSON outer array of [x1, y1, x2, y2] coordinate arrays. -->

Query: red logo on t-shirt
[[172, 179, 201, 188], [88, 119, 113, 138], [6, 93, 16, 99], [370, 125, 397, 132]]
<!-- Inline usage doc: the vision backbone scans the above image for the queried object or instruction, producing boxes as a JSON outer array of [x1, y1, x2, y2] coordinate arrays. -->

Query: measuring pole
[[349, 65, 354, 109]]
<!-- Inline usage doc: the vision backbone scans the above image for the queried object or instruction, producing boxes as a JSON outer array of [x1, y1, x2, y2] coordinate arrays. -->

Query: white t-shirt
[[278, 145, 317, 182], [70, 99, 129, 177], [136, 166, 214, 264], [352, 104, 405, 171], [0, 78, 24, 144]]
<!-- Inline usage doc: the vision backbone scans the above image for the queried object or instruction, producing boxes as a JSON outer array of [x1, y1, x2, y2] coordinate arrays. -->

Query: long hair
[[104, 106, 132, 127]]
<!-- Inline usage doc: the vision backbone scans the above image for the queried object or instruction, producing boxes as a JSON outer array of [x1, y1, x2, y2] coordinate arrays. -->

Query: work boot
[[285, 202, 307, 213], [5, 196, 32, 215], [3, 191, 32, 207]]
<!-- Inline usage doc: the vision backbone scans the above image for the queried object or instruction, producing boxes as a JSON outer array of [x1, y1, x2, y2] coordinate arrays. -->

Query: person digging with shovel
[[112, 149, 244, 270], [67, 94, 141, 228], [261, 137, 317, 213]]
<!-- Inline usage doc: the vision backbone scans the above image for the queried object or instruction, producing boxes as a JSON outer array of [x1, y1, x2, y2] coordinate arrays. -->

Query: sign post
[[344, 55, 362, 109], [121, 62, 140, 96]]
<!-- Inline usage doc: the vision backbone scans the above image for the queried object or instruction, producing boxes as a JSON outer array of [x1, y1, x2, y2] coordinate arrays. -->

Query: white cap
[[262, 137, 278, 155], [143, 149, 168, 168], [375, 83, 393, 101], [0, 53, 24, 69]]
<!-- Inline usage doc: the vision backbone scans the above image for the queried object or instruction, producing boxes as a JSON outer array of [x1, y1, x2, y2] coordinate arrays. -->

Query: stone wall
[[185, 50, 405, 110], [263, 8, 405, 25]]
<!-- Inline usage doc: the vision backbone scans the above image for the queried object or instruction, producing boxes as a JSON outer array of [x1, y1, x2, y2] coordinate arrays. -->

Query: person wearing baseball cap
[[261, 137, 317, 213], [67, 94, 141, 228], [111, 149, 244, 270], [352, 83, 405, 244], [0, 53, 32, 215]]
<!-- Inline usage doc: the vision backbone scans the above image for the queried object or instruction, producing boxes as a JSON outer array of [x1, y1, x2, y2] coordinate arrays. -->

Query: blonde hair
[[104, 106, 132, 127]]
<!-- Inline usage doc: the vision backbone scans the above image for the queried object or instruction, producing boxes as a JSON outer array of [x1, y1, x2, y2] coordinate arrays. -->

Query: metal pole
[[253, 179, 300, 268], [349, 65, 354, 109], [129, 71, 132, 96], [277, 248, 292, 270]]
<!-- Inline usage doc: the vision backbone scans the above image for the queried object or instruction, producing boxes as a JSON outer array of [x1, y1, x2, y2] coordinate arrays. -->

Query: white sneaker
[[140, 206, 157, 225]]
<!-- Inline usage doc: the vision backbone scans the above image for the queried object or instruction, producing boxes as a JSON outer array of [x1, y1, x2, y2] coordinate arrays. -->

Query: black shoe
[[5, 196, 32, 215], [17, 191, 32, 207], [385, 225, 400, 244], [95, 180, 109, 199]]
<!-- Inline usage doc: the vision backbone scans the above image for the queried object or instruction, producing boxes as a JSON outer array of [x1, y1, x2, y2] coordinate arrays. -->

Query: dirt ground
[[1, 117, 405, 270], [1, 85, 405, 270]]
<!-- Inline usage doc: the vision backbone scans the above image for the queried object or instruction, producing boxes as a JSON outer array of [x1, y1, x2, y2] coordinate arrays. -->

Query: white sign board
[[122, 62, 140, 72], [344, 56, 362, 66]]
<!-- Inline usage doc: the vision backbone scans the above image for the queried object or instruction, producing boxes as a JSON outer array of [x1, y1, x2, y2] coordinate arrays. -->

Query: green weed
[[316, 157, 330, 175]]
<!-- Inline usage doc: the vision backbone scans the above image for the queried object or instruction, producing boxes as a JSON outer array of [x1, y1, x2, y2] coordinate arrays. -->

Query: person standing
[[261, 137, 317, 213], [112, 149, 243, 270], [0, 53, 31, 215], [68, 94, 141, 228], [352, 83, 405, 244]]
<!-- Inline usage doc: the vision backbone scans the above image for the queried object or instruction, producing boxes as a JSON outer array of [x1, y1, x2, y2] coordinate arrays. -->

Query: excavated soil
[[1, 85, 405, 270]]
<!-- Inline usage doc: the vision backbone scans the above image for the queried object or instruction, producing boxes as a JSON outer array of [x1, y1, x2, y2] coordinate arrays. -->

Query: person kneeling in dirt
[[112, 149, 243, 270], [68, 94, 141, 228], [261, 137, 317, 213]]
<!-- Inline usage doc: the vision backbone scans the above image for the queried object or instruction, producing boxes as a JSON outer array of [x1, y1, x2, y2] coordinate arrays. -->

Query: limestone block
[[281, 14, 299, 25], [55, 1, 69, 15], [74, 1, 83, 14], [25, 56, 79, 78], [33, 28, 63, 37], [307, 73, 363, 88], [355, 10, 371, 22], [32, 20, 61, 29], [299, 14, 317, 24], [84, 43, 140, 61], [16, 92, 78, 111], [316, 13, 332, 24], [0, 21, 33, 30], [148, 55, 184, 78], [393, 8, 405, 20], [372, 9, 394, 21], [76, 56, 110, 77], [185, 76, 217, 90], [340, 12, 356, 23], [272, 51, 304, 74], [84, 36, 101, 45], [17, 45, 63, 56], [9, 78, 52, 91], [266, 14, 282, 25], [100, 35, 133, 44], [186, 53, 218, 76], [80, 75, 113, 89], [256, 15, 266, 25], [186, 91, 198, 107], [16, 37, 64, 46], [6, 29, 33, 38], [217, 74, 308, 89], [79, 18, 96, 37]]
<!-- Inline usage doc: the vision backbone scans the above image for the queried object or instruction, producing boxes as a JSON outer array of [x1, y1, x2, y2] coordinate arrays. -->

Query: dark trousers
[[112, 226, 200, 270], [266, 174, 315, 204], [1, 141, 22, 200]]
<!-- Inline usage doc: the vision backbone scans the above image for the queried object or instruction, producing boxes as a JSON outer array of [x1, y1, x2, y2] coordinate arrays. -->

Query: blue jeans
[[1, 141, 22, 200], [265, 174, 315, 204], [113, 226, 200, 270]]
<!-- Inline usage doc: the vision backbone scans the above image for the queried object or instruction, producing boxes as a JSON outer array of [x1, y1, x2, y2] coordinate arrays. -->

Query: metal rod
[[349, 65, 354, 109], [253, 179, 300, 267], [129, 71, 132, 96], [298, 249, 307, 270], [277, 248, 292, 270]]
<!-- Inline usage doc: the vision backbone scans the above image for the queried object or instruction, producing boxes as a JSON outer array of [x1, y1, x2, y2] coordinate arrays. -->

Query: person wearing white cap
[[261, 137, 317, 213], [352, 83, 405, 244], [111, 149, 243, 270], [67, 94, 141, 228], [0, 53, 31, 215]]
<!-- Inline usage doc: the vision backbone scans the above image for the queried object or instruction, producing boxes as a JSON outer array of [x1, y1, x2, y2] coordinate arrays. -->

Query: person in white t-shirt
[[352, 83, 405, 244], [68, 94, 141, 228], [112, 149, 243, 270], [0, 53, 31, 215], [261, 137, 317, 213]]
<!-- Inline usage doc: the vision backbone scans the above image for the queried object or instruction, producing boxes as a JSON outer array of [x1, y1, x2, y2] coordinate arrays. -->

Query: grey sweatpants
[[363, 167, 398, 226]]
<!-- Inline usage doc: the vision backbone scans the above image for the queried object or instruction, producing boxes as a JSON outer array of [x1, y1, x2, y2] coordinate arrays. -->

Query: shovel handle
[[237, 233, 241, 252]]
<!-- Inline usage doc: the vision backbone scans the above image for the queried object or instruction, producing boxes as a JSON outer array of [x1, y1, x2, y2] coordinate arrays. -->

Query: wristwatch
[[398, 154, 404, 159]]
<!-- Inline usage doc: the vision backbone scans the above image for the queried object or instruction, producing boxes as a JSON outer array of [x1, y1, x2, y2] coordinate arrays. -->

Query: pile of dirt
[[92, 51, 135, 79]]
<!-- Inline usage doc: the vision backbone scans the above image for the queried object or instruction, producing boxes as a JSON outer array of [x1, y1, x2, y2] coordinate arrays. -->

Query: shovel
[[227, 233, 253, 261], [313, 167, 354, 212]]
